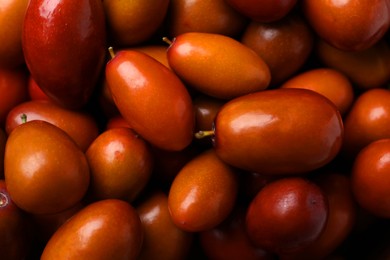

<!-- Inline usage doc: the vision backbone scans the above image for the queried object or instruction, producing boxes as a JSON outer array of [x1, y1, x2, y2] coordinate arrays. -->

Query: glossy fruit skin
[[4, 120, 90, 215], [5, 100, 100, 152], [0, 0, 29, 68], [41, 199, 143, 260], [246, 177, 328, 255], [0, 180, 31, 260], [104, 0, 169, 46], [166, 0, 248, 38], [281, 68, 355, 116], [301, 0, 390, 51], [199, 207, 275, 260], [342, 88, 390, 159], [316, 39, 390, 90], [0, 68, 29, 127], [86, 127, 153, 202], [168, 149, 238, 232], [214, 88, 344, 175], [22, 0, 107, 109], [167, 32, 271, 100], [241, 13, 314, 86], [225, 0, 297, 22], [351, 139, 390, 218], [281, 173, 357, 260], [136, 191, 193, 260], [105, 50, 195, 151]]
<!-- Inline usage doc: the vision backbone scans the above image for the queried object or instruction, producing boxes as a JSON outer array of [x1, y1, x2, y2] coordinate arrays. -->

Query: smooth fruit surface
[[86, 127, 153, 202], [302, 0, 390, 51], [4, 120, 90, 214], [41, 199, 143, 260], [351, 139, 390, 218], [246, 177, 328, 255], [168, 149, 238, 232], [0, 0, 29, 68], [22, 0, 107, 108], [106, 50, 194, 151], [213, 88, 344, 175], [281, 68, 355, 116], [136, 191, 193, 260], [167, 32, 271, 100], [5, 100, 100, 151]]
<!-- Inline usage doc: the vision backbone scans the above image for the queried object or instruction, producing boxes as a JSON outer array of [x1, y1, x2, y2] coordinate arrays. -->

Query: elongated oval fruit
[[41, 199, 143, 260], [168, 149, 238, 232], [105, 49, 195, 151], [166, 32, 271, 100], [22, 0, 106, 109], [208, 88, 343, 175]]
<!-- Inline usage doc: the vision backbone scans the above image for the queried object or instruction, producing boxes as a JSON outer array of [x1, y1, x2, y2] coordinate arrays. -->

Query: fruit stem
[[108, 47, 115, 59], [20, 113, 27, 124], [194, 130, 215, 139], [162, 37, 173, 46]]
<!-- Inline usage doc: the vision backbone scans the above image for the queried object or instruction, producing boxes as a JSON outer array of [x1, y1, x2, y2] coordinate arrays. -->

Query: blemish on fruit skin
[[0, 192, 9, 207]]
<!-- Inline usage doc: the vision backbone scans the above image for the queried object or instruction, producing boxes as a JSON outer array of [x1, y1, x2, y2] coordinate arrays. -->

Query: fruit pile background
[[1, 0, 390, 259]]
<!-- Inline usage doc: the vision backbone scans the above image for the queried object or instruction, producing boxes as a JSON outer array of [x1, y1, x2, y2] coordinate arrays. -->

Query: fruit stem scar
[[162, 37, 173, 46], [194, 130, 215, 139], [21, 113, 27, 124], [108, 47, 115, 59], [0, 193, 8, 207]]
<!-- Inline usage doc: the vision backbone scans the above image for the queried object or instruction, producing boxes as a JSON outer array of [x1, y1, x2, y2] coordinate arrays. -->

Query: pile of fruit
[[1, 0, 390, 259]]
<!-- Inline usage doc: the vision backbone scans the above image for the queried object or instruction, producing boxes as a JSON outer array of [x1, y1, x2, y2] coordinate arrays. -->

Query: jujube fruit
[[4, 120, 90, 215], [40, 199, 143, 260], [105, 49, 195, 151], [206, 88, 344, 175], [166, 32, 271, 100], [245, 177, 328, 255]]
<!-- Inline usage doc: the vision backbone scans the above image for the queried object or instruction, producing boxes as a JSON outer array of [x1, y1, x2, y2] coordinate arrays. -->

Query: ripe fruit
[[41, 199, 143, 260], [281, 172, 357, 259], [166, 0, 248, 38], [86, 127, 153, 202], [4, 120, 90, 215], [168, 149, 238, 232], [301, 0, 390, 51], [206, 88, 343, 175], [342, 88, 390, 159], [241, 13, 314, 86], [5, 100, 100, 151], [105, 49, 195, 151], [281, 68, 355, 116], [246, 177, 328, 255], [351, 139, 390, 218], [166, 32, 271, 100], [0, 0, 29, 68], [136, 191, 193, 260], [103, 0, 169, 46], [22, 0, 107, 109], [316, 39, 390, 90]]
